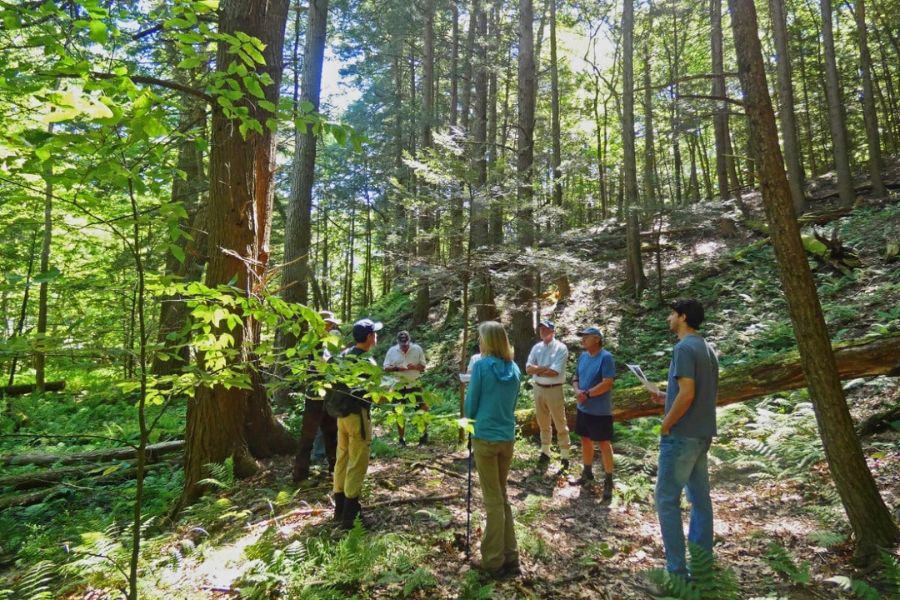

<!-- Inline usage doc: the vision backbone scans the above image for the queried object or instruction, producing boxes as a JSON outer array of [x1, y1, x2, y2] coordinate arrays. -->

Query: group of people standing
[[291, 298, 720, 583], [463, 298, 719, 582], [291, 313, 432, 530]]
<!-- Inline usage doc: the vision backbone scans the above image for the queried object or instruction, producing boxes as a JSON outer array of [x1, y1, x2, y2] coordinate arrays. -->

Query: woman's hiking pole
[[466, 433, 473, 561]]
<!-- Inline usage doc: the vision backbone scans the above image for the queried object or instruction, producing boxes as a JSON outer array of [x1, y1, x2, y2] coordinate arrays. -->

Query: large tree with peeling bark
[[179, 0, 295, 509]]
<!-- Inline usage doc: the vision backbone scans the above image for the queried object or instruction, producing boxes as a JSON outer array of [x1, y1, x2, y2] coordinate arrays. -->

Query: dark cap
[[397, 330, 411, 343], [352, 318, 383, 342], [576, 326, 603, 339], [538, 319, 555, 330]]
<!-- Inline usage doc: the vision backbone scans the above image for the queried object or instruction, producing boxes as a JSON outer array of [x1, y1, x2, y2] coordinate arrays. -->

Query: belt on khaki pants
[[534, 382, 562, 388]]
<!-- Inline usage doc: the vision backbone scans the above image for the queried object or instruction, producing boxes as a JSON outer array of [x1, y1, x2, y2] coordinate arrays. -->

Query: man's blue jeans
[[655, 434, 714, 576]]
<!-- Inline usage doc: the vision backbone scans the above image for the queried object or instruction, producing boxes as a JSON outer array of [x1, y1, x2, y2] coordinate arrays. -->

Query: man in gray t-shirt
[[650, 299, 719, 579]]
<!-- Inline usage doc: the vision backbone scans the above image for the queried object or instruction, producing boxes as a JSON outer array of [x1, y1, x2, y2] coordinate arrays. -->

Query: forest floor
[[2, 177, 900, 598]]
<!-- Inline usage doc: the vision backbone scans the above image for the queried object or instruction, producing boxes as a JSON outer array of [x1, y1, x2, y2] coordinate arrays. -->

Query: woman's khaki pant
[[473, 438, 518, 571]]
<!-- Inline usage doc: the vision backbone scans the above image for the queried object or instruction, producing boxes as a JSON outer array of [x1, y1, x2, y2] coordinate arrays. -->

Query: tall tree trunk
[[472, 3, 497, 322], [820, 0, 856, 205], [667, 5, 683, 207], [729, 0, 900, 560], [152, 82, 208, 377], [549, 0, 563, 213], [622, 0, 646, 298], [179, 0, 294, 510], [510, 0, 536, 369], [487, 22, 502, 241], [35, 126, 53, 392], [711, 0, 729, 199], [687, 133, 700, 201], [413, 0, 436, 326], [698, 127, 714, 199], [852, 0, 888, 197], [798, 42, 820, 176], [7, 235, 37, 388], [450, 1, 460, 129], [642, 45, 657, 209], [769, 0, 807, 214], [282, 0, 329, 315]]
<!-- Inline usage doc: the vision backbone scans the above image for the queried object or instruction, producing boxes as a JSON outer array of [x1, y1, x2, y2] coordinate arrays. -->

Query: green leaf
[[169, 244, 186, 264], [141, 116, 167, 138], [242, 76, 265, 99], [32, 267, 62, 284], [88, 20, 108, 44]]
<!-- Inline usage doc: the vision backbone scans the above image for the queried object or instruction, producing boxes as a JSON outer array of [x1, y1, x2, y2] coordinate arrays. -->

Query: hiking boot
[[502, 559, 522, 578], [341, 496, 364, 531], [603, 473, 614, 500], [557, 459, 570, 474], [417, 432, 429, 446], [470, 560, 506, 579], [576, 465, 594, 486], [398, 437, 408, 447], [537, 452, 551, 469], [332, 492, 345, 522]]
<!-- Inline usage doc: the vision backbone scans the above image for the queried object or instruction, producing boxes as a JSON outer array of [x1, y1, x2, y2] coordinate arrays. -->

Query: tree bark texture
[[180, 0, 293, 508]]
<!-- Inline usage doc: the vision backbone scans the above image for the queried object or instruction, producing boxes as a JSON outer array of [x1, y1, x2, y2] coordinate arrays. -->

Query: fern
[[458, 570, 494, 600], [765, 542, 811, 586], [880, 551, 900, 596], [6, 561, 56, 600], [688, 544, 739, 600], [642, 545, 739, 600], [198, 458, 235, 490]]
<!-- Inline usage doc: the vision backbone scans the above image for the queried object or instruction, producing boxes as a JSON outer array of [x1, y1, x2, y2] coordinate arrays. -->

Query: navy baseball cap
[[352, 318, 383, 342], [576, 326, 603, 339], [538, 319, 555, 330]]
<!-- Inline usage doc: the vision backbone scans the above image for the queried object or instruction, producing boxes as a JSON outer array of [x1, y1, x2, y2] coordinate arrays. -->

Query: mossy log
[[516, 334, 900, 437], [0, 440, 185, 467]]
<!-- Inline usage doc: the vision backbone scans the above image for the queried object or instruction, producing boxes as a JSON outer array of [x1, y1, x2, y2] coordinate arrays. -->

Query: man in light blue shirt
[[651, 298, 719, 578], [572, 326, 616, 499]]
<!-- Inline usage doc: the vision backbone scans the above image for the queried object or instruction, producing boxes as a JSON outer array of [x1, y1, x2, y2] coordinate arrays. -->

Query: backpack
[[324, 347, 372, 418], [324, 382, 364, 418]]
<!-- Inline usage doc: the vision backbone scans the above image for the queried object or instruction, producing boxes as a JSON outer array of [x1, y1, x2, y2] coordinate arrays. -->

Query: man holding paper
[[650, 298, 719, 579]]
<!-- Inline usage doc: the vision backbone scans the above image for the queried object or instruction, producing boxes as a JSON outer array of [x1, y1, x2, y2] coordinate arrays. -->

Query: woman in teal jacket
[[464, 320, 521, 578]]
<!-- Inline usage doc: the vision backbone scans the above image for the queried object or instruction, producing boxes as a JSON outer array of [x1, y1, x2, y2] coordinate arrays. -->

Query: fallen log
[[0, 440, 185, 467], [517, 334, 900, 436], [0, 381, 66, 396], [0, 461, 178, 509], [0, 456, 182, 491]]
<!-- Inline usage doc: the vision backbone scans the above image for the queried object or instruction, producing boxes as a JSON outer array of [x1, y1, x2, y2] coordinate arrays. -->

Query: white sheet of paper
[[626, 363, 660, 395]]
